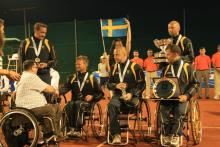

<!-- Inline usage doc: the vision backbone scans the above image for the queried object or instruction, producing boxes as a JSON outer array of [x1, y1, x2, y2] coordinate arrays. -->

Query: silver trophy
[[153, 38, 172, 64]]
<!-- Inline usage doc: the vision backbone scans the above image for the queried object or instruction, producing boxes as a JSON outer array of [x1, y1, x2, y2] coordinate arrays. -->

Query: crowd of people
[[0, 17, 220, 147]]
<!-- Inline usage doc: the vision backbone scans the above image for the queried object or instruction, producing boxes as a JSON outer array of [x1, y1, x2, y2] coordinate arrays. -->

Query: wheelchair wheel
[[91, 102, 103, 139], [0, 108, 39, 147], [154, 102, 161, 140], [190, 99, 202, 145], [138, 99, 151, 139], [60, 108, 69, 137]]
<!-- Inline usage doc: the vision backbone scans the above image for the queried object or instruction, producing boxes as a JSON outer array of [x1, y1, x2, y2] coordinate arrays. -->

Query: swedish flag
[[101, 18, 128, 37]]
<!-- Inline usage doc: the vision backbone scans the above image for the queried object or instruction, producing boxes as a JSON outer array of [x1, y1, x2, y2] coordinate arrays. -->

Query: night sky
[[0, 0, 220, 56]]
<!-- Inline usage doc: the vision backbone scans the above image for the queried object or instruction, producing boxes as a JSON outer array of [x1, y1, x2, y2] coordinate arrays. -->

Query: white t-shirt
[[98, 63, 109, 77], [15, 71, 48, 109], [0, 75, 10, 93], [50, 68, 60, 90]]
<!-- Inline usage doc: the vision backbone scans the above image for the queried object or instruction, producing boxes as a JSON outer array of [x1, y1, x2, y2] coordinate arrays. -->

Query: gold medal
[[35, 57, 40, 63]]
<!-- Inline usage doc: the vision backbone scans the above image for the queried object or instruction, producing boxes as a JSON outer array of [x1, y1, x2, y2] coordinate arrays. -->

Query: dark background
[[0, 0, 219, 82]]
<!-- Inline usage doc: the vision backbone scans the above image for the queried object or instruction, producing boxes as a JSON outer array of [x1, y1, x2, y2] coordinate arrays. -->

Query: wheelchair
[[154, 98, 202, 146], [106, 98, 152, 145], [0, 107, 59, 147], [60, 94, 104, 141]]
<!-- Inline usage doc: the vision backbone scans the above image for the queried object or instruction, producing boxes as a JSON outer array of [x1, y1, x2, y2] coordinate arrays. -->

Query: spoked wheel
[[138, 99, 152, 140], [154, 102, 161, 140], [60, 108, 69, 138], [0, 109, 39, 147], [91, 102, 104, 140], [190, 99, 202, 145]]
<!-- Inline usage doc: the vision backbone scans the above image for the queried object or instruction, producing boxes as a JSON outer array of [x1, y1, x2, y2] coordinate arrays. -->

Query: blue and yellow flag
[[101, 18, 128, 37]]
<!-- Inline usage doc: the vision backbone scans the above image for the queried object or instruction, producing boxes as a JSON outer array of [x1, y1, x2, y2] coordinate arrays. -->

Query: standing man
[[194, 47, 211, 99], [130, 50, 144, 68], [212, 44, 220, 100], [107, 47, 145, 144], [19, 22, 56, 85], [168, 20, 195, 63], [142, 49, 159, 99]]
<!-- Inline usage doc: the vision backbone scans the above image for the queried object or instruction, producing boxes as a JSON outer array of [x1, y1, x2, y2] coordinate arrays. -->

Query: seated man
[[60, 55, 103, 137], [14, 60, 61, 144], [159, 44, 198, 146], [107, 47, 145, 144]]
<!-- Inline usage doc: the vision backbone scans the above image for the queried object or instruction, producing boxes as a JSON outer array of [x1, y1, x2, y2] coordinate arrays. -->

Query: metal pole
[[183, 8, 186, 36], [23, 9, 27, 38], [28, 22, 31, 38], [100, 19, 106, 52], [74, 19, 78, 60]]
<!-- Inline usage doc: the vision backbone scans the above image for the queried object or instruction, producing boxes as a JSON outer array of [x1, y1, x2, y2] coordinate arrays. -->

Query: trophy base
[[153, 58, 168, 64], [154, 52, 166, 58]]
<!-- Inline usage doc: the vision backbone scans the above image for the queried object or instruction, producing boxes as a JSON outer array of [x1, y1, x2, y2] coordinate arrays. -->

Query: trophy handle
[[153, 39, 160, 49]]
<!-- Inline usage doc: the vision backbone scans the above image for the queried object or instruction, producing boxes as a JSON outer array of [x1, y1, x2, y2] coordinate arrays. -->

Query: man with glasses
[[15, 60, 61, 140]]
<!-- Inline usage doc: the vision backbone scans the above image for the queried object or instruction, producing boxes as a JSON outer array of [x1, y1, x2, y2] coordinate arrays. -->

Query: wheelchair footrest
[[118, 114, 129, 120], [119, 120, 129, 128]]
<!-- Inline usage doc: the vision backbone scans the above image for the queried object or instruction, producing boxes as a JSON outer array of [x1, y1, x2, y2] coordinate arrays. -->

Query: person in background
[[130, 50, 144, 68], [194, 47, 211, 99], [98, 52, 110, 86], [211, 44, 220, 100], [142, 48, 159, 99], [108, 19, 131, 66]]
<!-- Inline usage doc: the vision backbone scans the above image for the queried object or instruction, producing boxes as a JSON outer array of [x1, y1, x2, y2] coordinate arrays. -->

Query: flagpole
[[100, 19, 106, 53]]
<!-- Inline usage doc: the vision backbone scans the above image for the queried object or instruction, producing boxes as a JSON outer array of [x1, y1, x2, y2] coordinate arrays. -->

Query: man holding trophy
[[107, 47, 145, 144], [168, 20, 195, 63], [153, 20, 195, 69]]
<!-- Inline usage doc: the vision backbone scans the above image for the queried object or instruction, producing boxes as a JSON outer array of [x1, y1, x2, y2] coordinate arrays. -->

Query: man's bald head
[[168, 20, 181, 37], [113, 47, 128, 63]]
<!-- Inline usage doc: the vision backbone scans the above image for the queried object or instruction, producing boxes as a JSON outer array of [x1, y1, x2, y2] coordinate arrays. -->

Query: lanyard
[[175, 34, 182, 46], [171, 60, 184, 78], [118, 60, 130, 82], [77, 72, 88, 92], [31, 37, 43, 57]]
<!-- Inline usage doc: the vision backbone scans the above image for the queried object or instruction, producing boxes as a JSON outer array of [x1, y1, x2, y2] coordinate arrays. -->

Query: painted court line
[[96, 141, 106, 147], [202, 126, 220, 129]]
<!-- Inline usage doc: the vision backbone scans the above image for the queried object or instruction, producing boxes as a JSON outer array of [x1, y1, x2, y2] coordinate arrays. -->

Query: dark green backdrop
[[2, 17, 218, 83]]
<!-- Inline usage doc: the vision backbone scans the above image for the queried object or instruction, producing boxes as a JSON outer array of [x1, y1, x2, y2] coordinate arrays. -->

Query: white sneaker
[[67, 128, 75, 136], [162, 135, 171, 146], [112, 134, 121, 144], [171, 136, 179, 147], [72, 131, 81, 137], [214, 95, 220, 100]]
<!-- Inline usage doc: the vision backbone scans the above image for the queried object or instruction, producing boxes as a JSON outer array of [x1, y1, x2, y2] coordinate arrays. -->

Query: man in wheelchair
[[107, 47, 145, 144], [60, 55, 103, 138], [158, 44, 198, 146], [3, 60, 62, 146]]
